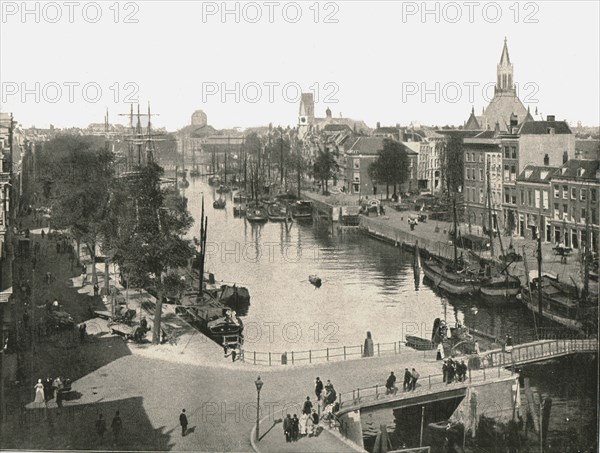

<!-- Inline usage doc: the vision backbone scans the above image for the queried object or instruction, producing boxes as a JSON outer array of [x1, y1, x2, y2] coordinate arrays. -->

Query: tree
[[103, 163, 194, 344], [42, 135, 114, 284], [369, 139, 409, 199], [313, 147, 339, 195], [442, 135, 464, 194]]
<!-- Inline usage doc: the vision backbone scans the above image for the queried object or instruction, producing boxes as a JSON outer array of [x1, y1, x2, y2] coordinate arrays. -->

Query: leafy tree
[[369, 139, 409, 199], [313, 147, 339, 195], [442, 135, 464, 194], [103, 163, 194, 344], [42, 135, 114, 284]]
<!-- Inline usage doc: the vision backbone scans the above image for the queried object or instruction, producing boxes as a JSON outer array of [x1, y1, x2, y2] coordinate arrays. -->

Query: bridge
[[330, 338, 597, 450]]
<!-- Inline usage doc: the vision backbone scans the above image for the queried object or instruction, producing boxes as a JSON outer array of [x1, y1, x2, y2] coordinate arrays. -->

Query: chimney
[[376, 121, 381, 129], [396, 123, 400, 128], [543, 154, 549, 166], [547, 115, 555, 122], [562, 151, 568, 164]]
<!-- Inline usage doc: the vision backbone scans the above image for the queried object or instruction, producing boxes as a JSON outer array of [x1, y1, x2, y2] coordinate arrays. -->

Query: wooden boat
[[267, 203, 289, 221], [187, 301, 244, 340], [213, 198, 226, 209], [521, 275, 597, 332], [480, 273, 521, 298], [309, 275, 322, 288], [208, 175, 221, 186], [405, 335, 434, 350], [216, 184, 230, 194], [421, 258, 480, 295], [246, 205, 268, 223], [292, 200, 313, 220]]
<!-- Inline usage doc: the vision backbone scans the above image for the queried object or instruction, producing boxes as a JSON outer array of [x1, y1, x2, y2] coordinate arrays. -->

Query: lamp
[[255, 376, 263, 441]]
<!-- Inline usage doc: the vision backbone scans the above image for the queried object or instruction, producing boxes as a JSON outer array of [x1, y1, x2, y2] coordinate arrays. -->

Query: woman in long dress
[[34, 379, 45, 404]]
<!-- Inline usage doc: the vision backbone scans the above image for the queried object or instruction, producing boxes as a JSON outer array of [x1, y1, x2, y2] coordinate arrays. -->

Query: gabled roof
[[373, 126, 400, 135], [323, 123, 352, 132], [346, 137, 385, 155], [552, 159, 600, 181], [517, 120, 572, 135], [516, 165, 560, 183]]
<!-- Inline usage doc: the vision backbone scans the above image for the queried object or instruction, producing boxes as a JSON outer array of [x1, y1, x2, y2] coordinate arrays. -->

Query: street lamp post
[[255, 376, 263, 441]]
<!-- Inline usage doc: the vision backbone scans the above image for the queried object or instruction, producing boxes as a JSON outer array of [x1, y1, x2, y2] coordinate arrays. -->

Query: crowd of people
[[442, 359, 468, 384], [33, 376, 71, 407], [385, 368, 421, 394]]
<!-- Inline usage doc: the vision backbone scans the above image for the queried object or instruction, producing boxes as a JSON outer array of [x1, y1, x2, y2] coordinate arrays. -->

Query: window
[[479, 154, 483, 163], [563, 204, 568, 220], [353, 158, 360, 170], [466, 153, 470, 162], [592, 189, 597, 202], [511, 147, 517, 159], [563, 186, 568, 199], [554, 203, 559, 219], [571, 187, 577, 199], [465, 168, 469, 180], [510, 165, 516, 180], [535, 190, 541, 208], [543, 191, 549, 210], [520, 190, 525, 205], [353, 172, 360, 183], [572, 206, 577, 222], [581, 208, 586, 223], [479, 189, 484, 204], [527, 190, 533, 206], [592, 208, 598, 225], [505, 192, 510, 203], [554, 185, 560, 198], [581, 188, 587, 201], [479, 169, 484, 181], [504, 165, 510, 181], [511, 194, 517, 205], [504, 146, 510, 158]]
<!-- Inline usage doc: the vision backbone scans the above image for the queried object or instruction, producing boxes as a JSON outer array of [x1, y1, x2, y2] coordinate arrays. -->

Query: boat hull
[[422, 261, 479, 295]]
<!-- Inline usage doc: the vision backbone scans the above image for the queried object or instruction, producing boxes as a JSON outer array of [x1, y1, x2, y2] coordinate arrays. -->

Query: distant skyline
[[1, 1, 599, 131]]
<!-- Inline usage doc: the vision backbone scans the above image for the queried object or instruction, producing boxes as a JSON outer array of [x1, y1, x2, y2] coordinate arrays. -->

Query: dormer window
[[547, 127, 555, 134], [577, 167, 585, 177], [525, 170, 533, 178]]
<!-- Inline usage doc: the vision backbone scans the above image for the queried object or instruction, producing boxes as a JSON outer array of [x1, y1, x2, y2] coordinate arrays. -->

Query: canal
[[184, 178, 538, 354]]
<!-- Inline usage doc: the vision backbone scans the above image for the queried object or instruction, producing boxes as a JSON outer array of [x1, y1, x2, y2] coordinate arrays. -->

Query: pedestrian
[[34, 379, 45, 404], [403, 368, 412, 391], [436, 342, 445, 360], [179, 409, 188, 436], [442, 360, 448, 383], [447, 360, 455, 384], [96, 414, 107, 441], [303, 396, 313, 415], [291, 414, 299, 441], [410, 368, 420, 391], [56, 242, 60, 254], [111, 411, 123, 445], [315, 377, 323, 402], [41, 229, 45, 240], [93, 283, 99, 296], [311, 409, 319, 435], [460, 360, 468, 382], [283, 414, 292, 442], [385, 372, 397, 395], [56, 387, 63, 408]]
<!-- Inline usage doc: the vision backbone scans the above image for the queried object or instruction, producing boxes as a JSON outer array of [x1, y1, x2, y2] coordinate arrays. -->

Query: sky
[[1, 1, 599, 131]]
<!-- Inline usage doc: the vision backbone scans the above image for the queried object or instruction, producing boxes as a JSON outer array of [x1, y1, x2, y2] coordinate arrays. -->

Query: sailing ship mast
[[486, 157, 495, 257]]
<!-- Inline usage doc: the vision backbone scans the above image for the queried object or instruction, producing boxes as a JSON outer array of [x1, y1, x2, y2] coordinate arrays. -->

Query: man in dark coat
[[291, 414, 299, 441], [96, 414, 106, 442], [302, 396, 313, 415], [385, 372, 397, 395], [315, 377, 323, 401], [403, 368, 412, 391], [283, 414, 292, 442], [442, 360, 448, 383], [111, 411, 123, 445], [179, 409, 188, 436]]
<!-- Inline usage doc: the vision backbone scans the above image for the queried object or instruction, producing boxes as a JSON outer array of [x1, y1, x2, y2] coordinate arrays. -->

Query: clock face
[[300, 117, 307, 124]]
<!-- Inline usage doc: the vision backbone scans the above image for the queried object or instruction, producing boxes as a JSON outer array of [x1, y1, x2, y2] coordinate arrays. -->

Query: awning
[[0, 287, 13, 304]]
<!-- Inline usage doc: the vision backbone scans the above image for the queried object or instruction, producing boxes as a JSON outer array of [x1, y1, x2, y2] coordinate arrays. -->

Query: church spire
[[496, 38, 515, 95]]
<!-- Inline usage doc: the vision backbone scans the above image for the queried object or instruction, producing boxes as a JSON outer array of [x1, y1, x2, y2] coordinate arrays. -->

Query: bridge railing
[[337, 339, 598, 412], [480, 338, 598, 369], [240, 340, 410, 366]]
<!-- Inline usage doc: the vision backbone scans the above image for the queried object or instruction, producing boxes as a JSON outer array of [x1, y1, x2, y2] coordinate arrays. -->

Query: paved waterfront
[[304, 190, 597, 291]]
